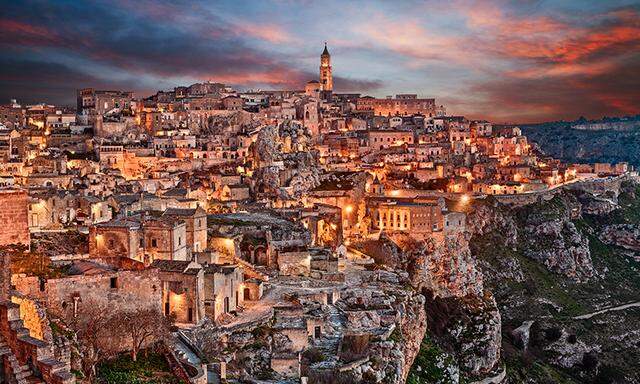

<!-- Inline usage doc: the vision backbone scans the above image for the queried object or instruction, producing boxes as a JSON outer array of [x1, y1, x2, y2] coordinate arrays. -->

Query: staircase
[[0, 339, 45, 384]]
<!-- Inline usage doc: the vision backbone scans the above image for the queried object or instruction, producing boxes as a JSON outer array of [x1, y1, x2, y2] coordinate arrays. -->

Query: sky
[[1, 0, 639, 123]]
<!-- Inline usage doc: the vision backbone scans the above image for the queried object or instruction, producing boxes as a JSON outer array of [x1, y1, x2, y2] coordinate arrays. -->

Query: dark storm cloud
[[0, 0, 382, 103], [0, 58, 151, 105]]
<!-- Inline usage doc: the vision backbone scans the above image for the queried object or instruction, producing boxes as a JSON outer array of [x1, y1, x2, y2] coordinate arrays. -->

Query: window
[[110, 277, 118, 289], [139, 238, 144, 248], [178, 237, 182, 246], [152, 238, 157, 247], [108, 239, 115, 248]]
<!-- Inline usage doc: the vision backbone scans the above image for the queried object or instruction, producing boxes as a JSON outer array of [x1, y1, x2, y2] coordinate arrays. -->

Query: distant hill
[[519, 115, 640, 166]]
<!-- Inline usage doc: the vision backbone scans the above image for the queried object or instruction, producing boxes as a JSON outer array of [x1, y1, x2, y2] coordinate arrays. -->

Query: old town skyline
[[1, 2, 640, 380]]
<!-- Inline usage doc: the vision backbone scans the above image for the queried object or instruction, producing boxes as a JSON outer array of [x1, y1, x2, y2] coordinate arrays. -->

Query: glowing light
[[390, 190, 400, 196], [460, 194, 470, 204], [344, 205, 354, 214]]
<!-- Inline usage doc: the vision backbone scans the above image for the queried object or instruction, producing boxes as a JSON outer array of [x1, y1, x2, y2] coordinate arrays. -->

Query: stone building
[[151, 260, 204, 324], [76, 88, 133, 126], [13, 259, 162, 318], [357, 94, 437, 116], [162, 207, 207, 253], [369, 198, 444, 234], [202, 263, 244, 321], [89, 213, 188, 265], [0, 189, 30, 247], [367, 129, 415, 150]]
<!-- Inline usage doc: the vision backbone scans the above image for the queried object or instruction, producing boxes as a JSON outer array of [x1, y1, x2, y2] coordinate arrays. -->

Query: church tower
[[320, 43, 333, 91]]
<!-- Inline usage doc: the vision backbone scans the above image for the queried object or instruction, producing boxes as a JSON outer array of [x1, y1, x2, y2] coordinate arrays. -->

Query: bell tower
[[320, 42, 333, 92]]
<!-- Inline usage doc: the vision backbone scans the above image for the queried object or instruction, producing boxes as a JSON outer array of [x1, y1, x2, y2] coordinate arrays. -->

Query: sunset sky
[[1, 0, 639, 122]]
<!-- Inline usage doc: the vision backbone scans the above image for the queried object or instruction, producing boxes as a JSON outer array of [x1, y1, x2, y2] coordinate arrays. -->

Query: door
[[244, 287, 251, 301], [224, 297, 229, 313]]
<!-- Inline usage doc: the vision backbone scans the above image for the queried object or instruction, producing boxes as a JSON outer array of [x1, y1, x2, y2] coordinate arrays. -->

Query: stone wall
[[0, 302, 75, 384], [0, 189, 30, 247], [159, 270, 204, 324], [11, 295, 50, 342], [277, 251, 311, 276], [270, 353, 300, 378], [14, 268, 162, 317]]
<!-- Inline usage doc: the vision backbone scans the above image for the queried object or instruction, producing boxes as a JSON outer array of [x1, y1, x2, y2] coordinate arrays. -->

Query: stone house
[[150, 260, 205, 325], [138, 216, 188, 263], [276, 245, 311, 277], [202, 263, 244, 321], [220, 184, 250, 201], [13, 259, 161, 319], [89, 213, 188, 265], [162, 207, 207, 253]]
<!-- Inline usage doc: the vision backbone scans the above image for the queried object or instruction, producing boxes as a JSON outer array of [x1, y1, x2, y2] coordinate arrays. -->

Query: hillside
[[519, 116, 640, 167], [468, 180, 640, 383]]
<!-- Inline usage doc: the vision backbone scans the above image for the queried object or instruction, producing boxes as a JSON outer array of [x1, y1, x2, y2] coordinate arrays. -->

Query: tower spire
[[320, 42, 332, 91]]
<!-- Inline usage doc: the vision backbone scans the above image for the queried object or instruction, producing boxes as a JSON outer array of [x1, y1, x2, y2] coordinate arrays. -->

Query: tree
[[68, 300, 118, 380], [114, 308, 172, 362]]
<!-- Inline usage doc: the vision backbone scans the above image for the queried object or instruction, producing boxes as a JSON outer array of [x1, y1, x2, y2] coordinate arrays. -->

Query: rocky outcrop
[[511, 320, 534, 350], [252, 122, 321, 199], [508, 194, 594, 282], [577, 193, 619, 215], [466, 202, 518, 247], [423, 292, 502, 377], [599, 224, 640, 251], [523, 218, 593, 281], [336, 283, 428, 384]]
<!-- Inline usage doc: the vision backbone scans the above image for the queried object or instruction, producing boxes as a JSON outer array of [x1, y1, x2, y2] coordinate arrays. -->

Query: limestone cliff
[[252, 121, 321, 199], [469, 180, 640, 383], [599, 224, 640, 252], [373, 229, 501, 382]]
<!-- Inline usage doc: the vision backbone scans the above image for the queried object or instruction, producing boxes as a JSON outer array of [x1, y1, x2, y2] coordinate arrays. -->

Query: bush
[[594, 365, 626, 384], [302, 348, 326, 364]]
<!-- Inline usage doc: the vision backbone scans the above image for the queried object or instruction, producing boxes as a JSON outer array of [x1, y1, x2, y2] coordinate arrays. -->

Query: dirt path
[[572, 301, 640, 320]]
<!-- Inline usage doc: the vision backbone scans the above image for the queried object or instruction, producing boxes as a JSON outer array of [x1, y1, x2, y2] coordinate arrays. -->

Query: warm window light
[[344, 205, 354, 214], [460, 194, 470, 204]]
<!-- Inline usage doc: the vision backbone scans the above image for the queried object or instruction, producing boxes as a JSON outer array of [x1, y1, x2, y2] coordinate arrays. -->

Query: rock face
[[511, 320, 534, 350], [516, 194, 594, 282], [599, 224, 640, 251], [335, 283, 428, 384], [468, 180, 640, 383], [466, 202, 518, 247], [523, 218, 593, 281], [423, 292, 502, 376], [252, 121, 321, 199], [414, 232, 484, 298], [357, 230, 501, 382], [374, 232, 484, 299]]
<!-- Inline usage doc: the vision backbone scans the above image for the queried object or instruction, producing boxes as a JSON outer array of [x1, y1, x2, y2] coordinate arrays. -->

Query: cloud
[[0, 58, 151, 105], [0, 0, 638, 121], [333, 76, 384, 92]]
